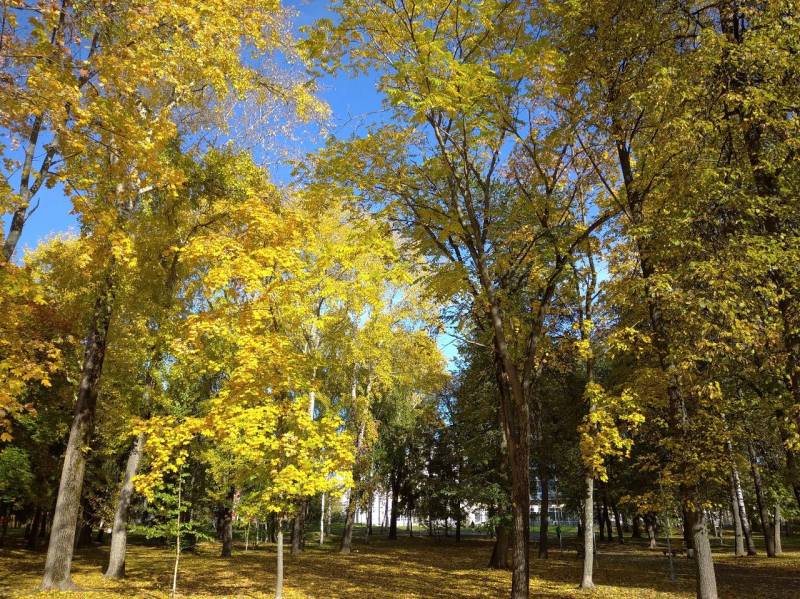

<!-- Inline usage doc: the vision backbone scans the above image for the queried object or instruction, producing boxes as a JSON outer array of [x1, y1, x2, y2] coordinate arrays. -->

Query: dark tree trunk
[[291, 506, 304, 556], [389, 473, 400, 540], [27, 507, 42, 549], [731, 463, 757, 555], [598, 505, 606, 542], [455, 510, 461, 542], [220, 488, 234, 558], [538, 464, 549, 558], [42, 279, 114, 591], [632, 515, 642, 539], [601, 494, 612, 540], [747, 442, 776, 556], [682, 508, 694, 554], [105, 432, 145, 578], [489, 524, 511, 569], [612, 504, 624, 544], [580, 477, 595, 589]]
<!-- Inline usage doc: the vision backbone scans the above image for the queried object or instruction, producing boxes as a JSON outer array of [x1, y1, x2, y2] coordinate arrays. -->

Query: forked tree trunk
[[42, 279, 114, 591], [580, 477, 595, 589], [688, 510, 718, 599], [105, 432, 145, 578]]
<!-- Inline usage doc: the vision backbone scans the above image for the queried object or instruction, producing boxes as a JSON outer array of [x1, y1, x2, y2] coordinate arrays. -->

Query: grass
[[2, 527, 799, 598]]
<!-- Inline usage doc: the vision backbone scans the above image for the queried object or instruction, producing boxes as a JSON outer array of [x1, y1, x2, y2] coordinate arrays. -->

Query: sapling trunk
[[275, 519, 284, 599], [580, 476, 595, 589]]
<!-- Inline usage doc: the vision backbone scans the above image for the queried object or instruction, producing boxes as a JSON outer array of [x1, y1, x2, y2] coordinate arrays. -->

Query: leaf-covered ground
[[2, 530, 799, 598]]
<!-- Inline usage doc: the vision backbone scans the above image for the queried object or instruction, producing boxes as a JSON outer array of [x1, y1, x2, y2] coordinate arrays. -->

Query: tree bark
[[389, 473, 400, 540], [580, 477, 595, 589], [773, 504, 782, 556], [731, 463, 757, 555], [646, 514, 657, 550], [631, 515, 641, 539], [105, 432, 145, 578], [489, 524, 511, 569], [730, 483, 745, 556], [538, 464, 549, 558], [688, 510, 718, 599], [275, 519, 284, 599], [220, 488, 234, 558], [612, 504, 624, 544], [41, 278, 114, 591], [747, 442, 776, 556], [340, 419, 366, 554], [291, 506, 304, 556], [27, 507, 42, 550]]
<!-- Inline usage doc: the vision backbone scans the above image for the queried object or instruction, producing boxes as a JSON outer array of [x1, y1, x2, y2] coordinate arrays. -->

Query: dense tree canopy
[[0, 2, 798, 599]]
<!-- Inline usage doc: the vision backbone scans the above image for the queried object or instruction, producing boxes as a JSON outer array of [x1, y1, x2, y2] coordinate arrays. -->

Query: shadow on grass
[[2, 529, 799, 598]]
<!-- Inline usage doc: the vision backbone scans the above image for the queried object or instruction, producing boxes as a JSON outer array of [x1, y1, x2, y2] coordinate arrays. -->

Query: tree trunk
[[27, 507, 42, 550], [489, 524, 511, 569], [389, 475, 400, 540], [688, 510, 718, 599], [730, 484, 745, 556], [731, 463, 757, 555], [275, 519, 284, 599], [601, 494, 612, 540], [105, 432, 145, 578], [612, 504, 624, 544], [291, 507, 303, 556], [366, 493, 373, 538], [597, 505, 605, 542], [319, 494, 325, 545], [538, 465, 549, 558], [340, 488, 357, 554], [747, 442, 776, 556], [220, 488, 234, 558], [646, 514, 657, 550], [41, 279, 114, 591], [580, 476, 595, 589], [340, 419, 365, 554], [455, 509, 461, 543], [632, 514, 641, 539], [773, 504, 782, 556], [682, 508, 694, 554]]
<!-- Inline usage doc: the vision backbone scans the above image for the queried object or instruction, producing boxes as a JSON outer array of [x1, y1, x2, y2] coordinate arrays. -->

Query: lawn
[[2, 530, 799, 598]]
